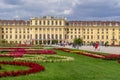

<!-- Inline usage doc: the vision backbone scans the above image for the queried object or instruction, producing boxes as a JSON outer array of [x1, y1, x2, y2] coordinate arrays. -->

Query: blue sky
[[0, 0, 120, 20]]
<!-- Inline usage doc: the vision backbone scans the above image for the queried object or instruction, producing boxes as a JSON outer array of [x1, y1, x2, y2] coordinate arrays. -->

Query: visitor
[[94, 42, 99, 51], [99, 41, 102, 52], [92, 42, 95, 48]]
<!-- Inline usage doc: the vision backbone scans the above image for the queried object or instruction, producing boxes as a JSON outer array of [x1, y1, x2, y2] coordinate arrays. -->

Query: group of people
[[93, 42, 102, 51]]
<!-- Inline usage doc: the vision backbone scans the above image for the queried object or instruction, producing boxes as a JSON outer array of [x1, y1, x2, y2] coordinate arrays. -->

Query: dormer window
[[109, 23, 112, 26], [115, 23, 118, 26]]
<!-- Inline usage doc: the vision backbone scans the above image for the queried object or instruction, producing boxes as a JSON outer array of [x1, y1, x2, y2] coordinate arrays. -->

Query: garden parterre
[[55, 48, 120, 60], [0, 61, 44, 78], [14, 54, 74, 62], [0, 47, 74, 78], [1, 47, 120, 80]]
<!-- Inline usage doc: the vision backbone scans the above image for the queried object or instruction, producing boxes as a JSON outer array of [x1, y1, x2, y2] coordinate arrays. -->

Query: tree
[[73, 38, 83, 49], [52, 40, 58, 44], [1, 39, 7, 44]]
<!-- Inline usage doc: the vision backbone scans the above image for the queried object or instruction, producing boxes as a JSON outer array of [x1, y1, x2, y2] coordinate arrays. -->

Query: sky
[[0, 0, 120, 21]]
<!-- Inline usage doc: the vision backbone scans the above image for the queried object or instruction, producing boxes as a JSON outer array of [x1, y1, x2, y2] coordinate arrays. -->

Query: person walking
[[95, 42, 99, 51], [99, 41, 102, 52]]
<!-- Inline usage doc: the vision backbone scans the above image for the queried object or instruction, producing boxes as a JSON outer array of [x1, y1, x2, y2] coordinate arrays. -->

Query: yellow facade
[[0, 16, 120, 45]]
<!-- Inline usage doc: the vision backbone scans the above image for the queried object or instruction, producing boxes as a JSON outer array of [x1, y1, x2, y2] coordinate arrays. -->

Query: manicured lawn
[[0, 49, 120, 80]]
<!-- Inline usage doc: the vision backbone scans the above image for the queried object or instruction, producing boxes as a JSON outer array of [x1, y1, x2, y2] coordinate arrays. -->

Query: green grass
[[0, 49, 120, 80], [0, 65, 29, 72]]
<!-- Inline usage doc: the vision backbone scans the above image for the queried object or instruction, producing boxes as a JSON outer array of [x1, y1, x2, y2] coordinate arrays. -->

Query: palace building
[[0, 16, 120, 45]]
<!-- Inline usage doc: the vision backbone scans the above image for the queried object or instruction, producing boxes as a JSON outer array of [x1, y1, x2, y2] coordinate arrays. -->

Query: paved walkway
[[55, 45, 120, 54]]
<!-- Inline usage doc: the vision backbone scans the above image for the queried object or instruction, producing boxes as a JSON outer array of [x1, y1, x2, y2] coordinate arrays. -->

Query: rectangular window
[[56, 21, 58, 25], [23, 35, 25, 39], [10, 35, 12, 39], [52, 34, 54, 39], [52, 21, 54, 25], [60, 34, 62, 39], [27, 35, 29, 39], [106, 35, 108, 39], [87, 36, 89, 39], [48, 21, 50, 25], [55, 28, 57, 31], [59, 28, 61, 31], [35, 28, 38, 30], [43, 34, 46, 39], [43, 21, 45, 25], [47, 28, 49, 31], [83, 35, 85, 39], [15, 35, 17, 39], [97, 35, 99, 39], [23, 30, 25, 33], [35, 34, 38, 39], [91, 36, 93, 39], [48, 34, 50, 39], [35, 21, 37, 25], [39, 21, 41, 25], [39, 28, 41, 30], [6, 35, 8, 39], [2, 35, 4, 39], [71, 35, 73, 39], [39, 34, 41, 39], [113, 29, 115, 31], [19, 35, 21, 39], [51, 28, 54, 31], [59, 21, 61, 25], [102, 35, 104, 39]]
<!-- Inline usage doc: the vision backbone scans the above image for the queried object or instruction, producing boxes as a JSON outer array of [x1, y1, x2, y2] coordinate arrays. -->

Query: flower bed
[[76, 52, 105, 59], [56, 48, 120, 60], [55, 48, 71, 52], [14, 54, 74, 62], [0, 52, 24, 57], [0, 61, 44, 78], [25, 50, 56, 54], [103, 54, 120, 60], [0, 49, 56, 58], [17, 44, 32, 47]]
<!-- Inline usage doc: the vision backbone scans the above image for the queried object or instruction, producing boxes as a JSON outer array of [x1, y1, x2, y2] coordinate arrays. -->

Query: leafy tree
[[73, 38, 83, 48], [1, 39, 7, 44], [52, 40, 58, 44]]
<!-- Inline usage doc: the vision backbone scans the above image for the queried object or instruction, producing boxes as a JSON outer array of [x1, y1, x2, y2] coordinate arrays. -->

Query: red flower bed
[[0, 61, 44, 78], [0, 48, 27, 52], [103, 54, 120, 60], [25, 50, 56, 54], [17, 44, 32, 47], [55, 48, 71, 52], [118, 60, 120, 64], [76, 52, 105, 59], [0, 48, 56, 58], [8, 52, 24, 57], [0, 54, 23, 57], [56, 48, 120, 60]]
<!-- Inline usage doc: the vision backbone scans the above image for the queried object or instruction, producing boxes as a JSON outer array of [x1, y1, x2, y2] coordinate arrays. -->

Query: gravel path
[[55, 45, 120, 54]]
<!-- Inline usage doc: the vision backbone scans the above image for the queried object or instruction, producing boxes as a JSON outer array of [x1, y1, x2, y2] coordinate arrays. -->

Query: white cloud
[[0, 0, 120, 20], [63, 9, 73, 15]]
